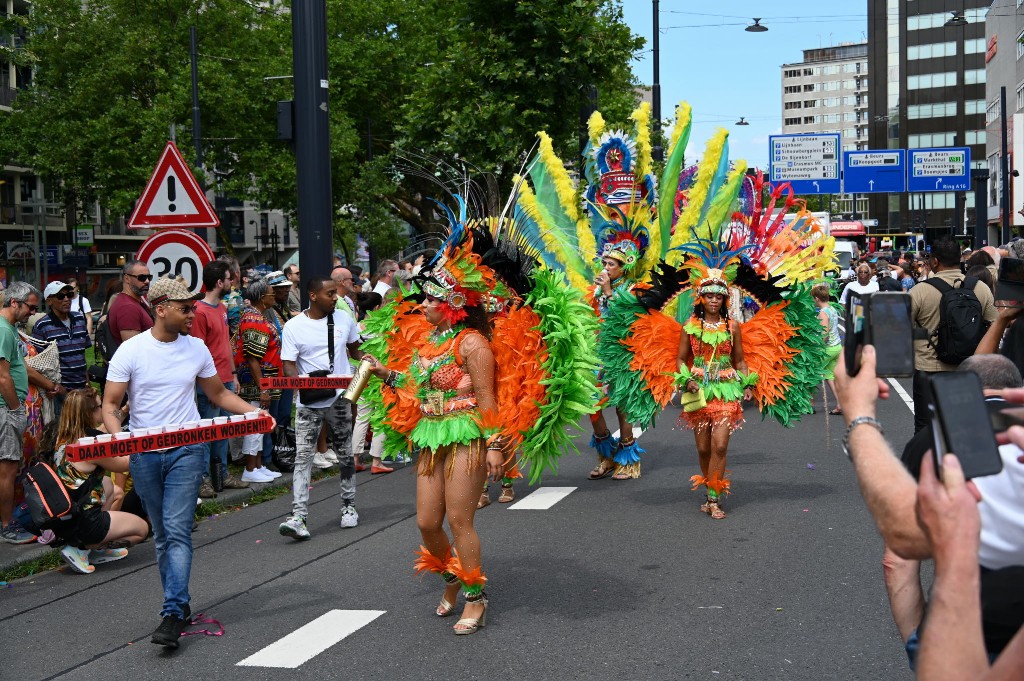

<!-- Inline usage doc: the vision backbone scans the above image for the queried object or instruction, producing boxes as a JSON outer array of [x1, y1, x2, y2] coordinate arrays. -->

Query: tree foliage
[[0, 0, 642, 254]]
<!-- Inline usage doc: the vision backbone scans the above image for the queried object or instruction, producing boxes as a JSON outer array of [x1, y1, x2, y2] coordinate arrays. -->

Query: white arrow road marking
[[507, 487, 577, 510], [237, 609, 385, 668]]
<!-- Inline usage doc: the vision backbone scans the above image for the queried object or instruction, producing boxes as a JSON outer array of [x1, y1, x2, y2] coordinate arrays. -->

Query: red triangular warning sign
[[127, 141, 220, 229]]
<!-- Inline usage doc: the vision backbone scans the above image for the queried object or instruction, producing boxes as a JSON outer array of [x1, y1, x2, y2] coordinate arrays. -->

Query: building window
[[965, 38, 985, 54], [844, 112, 856, 122], [1018, 31, 1024, 60], [803, 68, 813, 76], [989, 99, 1002, 123], [784, 85, 801, 94], [908, 72, 956, 90], [909, 132, 955, 148], [908, 42, 956, 60], [803, 116, 820, 124], [965, 130, 983, 145], [908, 9, 986, 30], [784, 101, 802, 110], [803, 100, 818, 108], [823, 97, 839, 107], [908, 102, 956, 119], [784, 117, 801, 126], [784, 69, 801, 78], [964, 69, 985, 85], [803, 83, 815, 92], [965, 100, 985, 116], [1018, 84, 1024, 111]]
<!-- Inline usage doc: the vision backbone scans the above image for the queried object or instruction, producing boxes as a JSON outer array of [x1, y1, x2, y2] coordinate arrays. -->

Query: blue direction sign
[[769, 133, 841, 194], [843, 149, 906, 193], [908, 147, 971, 192]]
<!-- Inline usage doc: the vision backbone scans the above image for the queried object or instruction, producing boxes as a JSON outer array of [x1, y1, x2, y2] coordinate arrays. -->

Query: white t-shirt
[[372, 280, 391, 298], [106, 330, 218, 430], [839, 279, 879, 305], [974, 443, 1024, 570], [71, 294, 92, 316], [280, 310, 361, 408]]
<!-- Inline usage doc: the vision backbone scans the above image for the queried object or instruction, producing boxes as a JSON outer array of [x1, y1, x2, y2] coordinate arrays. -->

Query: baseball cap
[[266, 270, 291, 288], [147, 276, 199, 305], [43, 281, 73, 298]]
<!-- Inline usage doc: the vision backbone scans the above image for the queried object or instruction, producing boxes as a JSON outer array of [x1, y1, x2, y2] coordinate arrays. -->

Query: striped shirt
[[30, 311, 92, 389]]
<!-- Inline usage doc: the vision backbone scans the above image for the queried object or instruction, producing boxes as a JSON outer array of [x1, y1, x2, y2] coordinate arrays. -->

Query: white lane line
[[237, 609, 385, 668], [507, 487, 577, 510], [611, 426, 644, 440], [887, 378, 914, 411]]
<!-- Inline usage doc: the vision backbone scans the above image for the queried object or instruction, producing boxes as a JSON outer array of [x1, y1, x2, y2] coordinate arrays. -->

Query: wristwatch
[[841, 416, 884, 460]]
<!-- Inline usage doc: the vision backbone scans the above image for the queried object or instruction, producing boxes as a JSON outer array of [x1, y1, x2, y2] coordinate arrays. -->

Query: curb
[[0, 471, 305, 576]]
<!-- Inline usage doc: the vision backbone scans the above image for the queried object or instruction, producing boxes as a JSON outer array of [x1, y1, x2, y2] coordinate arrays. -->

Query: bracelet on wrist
[[841, 416, 884, 460]]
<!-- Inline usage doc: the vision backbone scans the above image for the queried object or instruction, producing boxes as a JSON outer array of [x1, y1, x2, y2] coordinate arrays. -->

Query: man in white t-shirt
[[279, 276, 363, 539], [65, 276, 93, 337], [372, 259, 398, 298], [839, 263, 880, 305], [102, 276, 273, 649]]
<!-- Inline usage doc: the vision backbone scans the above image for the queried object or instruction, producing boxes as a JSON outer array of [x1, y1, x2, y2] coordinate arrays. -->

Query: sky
[[620, 1, 867, 169]]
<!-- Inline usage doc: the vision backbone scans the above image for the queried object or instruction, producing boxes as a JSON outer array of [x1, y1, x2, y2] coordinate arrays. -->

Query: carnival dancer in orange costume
[[362, 200, 597, 633], [675, 269, 756, 519]]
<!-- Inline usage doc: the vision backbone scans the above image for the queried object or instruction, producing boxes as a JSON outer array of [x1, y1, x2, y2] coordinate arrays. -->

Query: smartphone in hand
[[929, 372, 1004, 479], [844, 291, 914, 377]]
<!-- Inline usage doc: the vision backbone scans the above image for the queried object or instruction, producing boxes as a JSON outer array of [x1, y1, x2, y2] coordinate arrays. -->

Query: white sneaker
[[312, 452, 333, 469], [258, 466, 282, 479], [241, 468, 276, 483], [322, 448, 338, 464], [279, 515, 310, 541], [339, 505, 359, 528]]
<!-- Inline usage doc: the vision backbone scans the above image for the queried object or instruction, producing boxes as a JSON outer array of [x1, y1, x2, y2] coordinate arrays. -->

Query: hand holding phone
[[929, 372, 1004, 480], [844, 292, 914, 378]]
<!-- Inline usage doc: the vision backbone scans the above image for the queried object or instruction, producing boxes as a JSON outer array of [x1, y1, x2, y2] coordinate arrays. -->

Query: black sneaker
[[151, 611, 188, 648]]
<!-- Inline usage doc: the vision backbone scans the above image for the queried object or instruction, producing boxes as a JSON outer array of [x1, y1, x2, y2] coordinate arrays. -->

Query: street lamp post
[[651, 0, 662, 162]]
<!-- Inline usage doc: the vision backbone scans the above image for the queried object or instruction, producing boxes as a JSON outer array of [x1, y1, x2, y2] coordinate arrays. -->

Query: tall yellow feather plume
[[669, 103, 691, 154], [515, 176, 591, 294], [537, 131, 579, 223], [668, 128, 730, 260], [630, 103, 652, 180], [588, 111, 606, 146], [576, 216, 598, 272]]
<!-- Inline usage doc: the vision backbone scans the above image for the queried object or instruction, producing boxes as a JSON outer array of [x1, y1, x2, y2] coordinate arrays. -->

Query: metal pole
[[190, 26, 203, 169], [1001, 86, 1011, 245], [292, 0, 333, 291], [972, 168, 989, 248], [40, 204, 48, 287], [651, 0, 662, 162]]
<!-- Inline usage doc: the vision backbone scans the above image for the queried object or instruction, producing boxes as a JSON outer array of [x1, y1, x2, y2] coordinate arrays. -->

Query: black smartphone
[[929, 372, 1004, 479], [844, 291, 914, 377]]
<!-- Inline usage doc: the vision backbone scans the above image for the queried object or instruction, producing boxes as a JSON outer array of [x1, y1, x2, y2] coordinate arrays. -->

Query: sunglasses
[[51, 292, 73, 300], [128, 274, 153, 282], [167, 303, 197, 314], [14, 300, 38, 312]]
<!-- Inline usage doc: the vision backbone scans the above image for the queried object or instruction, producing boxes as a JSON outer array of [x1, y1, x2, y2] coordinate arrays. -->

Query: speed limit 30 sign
[[136, 229, 215, 296]]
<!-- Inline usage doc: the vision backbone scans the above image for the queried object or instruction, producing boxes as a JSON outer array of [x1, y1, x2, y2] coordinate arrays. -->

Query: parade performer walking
[[594, 104, 835, 517], [361, 194, 597, 634], [512, 103, 661, 479]]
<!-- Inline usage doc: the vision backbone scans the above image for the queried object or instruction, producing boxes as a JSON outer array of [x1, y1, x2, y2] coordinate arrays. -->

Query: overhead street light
[[944, 11, 967, 27], [745, 18, 768, 33], [735, 117, 749, 126]]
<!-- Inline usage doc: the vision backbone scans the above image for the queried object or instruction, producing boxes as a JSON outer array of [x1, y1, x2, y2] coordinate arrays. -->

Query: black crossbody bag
[[299, 312, 336, 404]]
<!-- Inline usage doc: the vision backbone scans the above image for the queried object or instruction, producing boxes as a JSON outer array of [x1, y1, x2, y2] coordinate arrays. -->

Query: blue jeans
[[129, 444, 205, 619], [264, 389, 294, 464], [197, 381, 233, 476]]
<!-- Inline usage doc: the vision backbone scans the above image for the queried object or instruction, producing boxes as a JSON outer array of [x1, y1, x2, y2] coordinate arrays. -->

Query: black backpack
[[925, 276, 987, 364], [20, 460, 101, 531], [93, 311, 118, 363]]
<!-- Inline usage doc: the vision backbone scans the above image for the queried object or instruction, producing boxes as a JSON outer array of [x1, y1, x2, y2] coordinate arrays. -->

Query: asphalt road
[[0, 384, 917, 681]]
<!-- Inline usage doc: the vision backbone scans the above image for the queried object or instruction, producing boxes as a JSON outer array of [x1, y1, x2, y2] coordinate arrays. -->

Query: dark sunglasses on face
[[51, 292, 72, 300], [15, 301, 38, 312], [128, 274, 153, 282], [167, 303, 197, 314]]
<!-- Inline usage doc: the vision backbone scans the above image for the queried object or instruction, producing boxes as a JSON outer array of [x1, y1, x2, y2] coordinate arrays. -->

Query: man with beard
[[102, 276, 274, 649]]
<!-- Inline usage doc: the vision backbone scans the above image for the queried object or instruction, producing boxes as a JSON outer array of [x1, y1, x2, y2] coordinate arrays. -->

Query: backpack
[[925, 276, 987, 364], [93, 311, 118, 363], [19, 460, 101, 531]]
